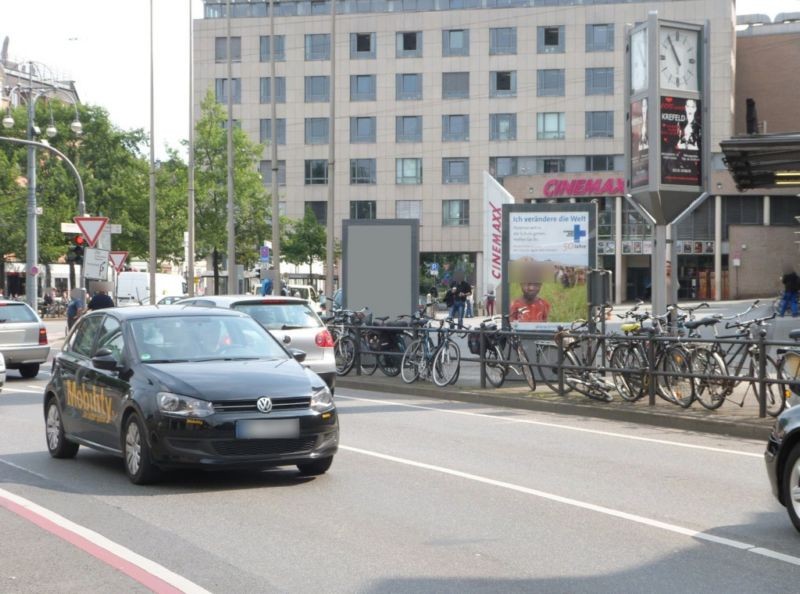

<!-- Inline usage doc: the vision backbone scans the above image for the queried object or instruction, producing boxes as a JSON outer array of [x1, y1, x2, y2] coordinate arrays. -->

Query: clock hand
[[667, 36, 681, 67]]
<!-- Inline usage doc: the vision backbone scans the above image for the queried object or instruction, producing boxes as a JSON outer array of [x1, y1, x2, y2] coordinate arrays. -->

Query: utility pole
[[270, 0, 280, 294], [325, 0, 336, 297], [187, 0, 195, 296], [226, 0, 236, 294], [148, 0, 157, 304], [25, 63, 38, 310]]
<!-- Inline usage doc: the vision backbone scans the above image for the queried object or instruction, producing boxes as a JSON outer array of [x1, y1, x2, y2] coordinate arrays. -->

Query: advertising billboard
[[660, 96, 702, 186], [630, 98, 650, 188], [502, 204, 596, 329]]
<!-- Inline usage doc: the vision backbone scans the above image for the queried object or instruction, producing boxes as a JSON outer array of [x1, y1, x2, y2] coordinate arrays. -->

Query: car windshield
[[232, 302, 322, 330], [0, 303, 38, 323], [129, 315, 289, 363]]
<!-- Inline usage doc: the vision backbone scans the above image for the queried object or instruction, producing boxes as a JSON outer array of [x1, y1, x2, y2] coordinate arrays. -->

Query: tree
[[193, 91, 270, 293], [283, 207, 327, 285]]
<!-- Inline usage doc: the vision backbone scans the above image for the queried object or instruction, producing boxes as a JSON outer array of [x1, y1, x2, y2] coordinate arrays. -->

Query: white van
[[286, 285, 322, 313], [116, 272, 186, 306]]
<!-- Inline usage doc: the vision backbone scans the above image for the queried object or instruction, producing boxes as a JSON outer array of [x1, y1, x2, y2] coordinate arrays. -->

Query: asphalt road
[[1, 366, 798, 593]]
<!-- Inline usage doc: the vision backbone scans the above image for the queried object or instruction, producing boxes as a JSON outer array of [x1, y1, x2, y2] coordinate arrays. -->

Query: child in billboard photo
[[509, 258, 551, 323]]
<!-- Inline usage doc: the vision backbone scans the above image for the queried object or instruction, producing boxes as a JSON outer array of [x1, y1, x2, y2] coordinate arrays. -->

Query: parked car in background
[[286, 285, 322, 314], [157, 295, 186, 306], [0, 300, 49, 378], [117, 272, 186, 306], [0, 352, 6, 392], [175, 295, 335, 391]]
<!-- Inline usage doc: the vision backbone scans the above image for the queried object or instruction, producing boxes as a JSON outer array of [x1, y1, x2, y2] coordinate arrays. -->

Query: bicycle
[[401, 317, 461, 387], [557, 309, 616, 402], [471, 311, 536, 390]]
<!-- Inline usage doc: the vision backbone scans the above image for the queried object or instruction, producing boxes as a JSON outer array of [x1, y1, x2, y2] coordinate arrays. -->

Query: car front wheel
[[123, 414, 160, 485], [297, 456, 333, 476], [782, 443, 800, 532]]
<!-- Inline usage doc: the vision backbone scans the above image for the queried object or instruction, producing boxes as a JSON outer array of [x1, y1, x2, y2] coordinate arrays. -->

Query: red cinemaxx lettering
[[542, 178, 624, 198]]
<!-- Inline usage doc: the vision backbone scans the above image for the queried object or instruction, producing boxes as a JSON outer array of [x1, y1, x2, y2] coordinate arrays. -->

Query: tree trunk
[[309, 258, 313, 287], [0, 258, 5, 295], [213, 248, 220, 295]]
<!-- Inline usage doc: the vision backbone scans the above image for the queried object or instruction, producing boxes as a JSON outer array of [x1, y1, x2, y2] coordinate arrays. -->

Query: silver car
[[0, 300, 50, 378], [174, 295, 335, 391]]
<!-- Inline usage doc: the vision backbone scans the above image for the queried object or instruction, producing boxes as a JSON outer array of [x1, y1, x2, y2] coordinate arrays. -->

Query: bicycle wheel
[[433, 340, 460, 387], [609, 343, 646, 402], [691, 347, 728, 410], [359, 333, 378, 376], [484, 344, 507, 388], [563, 348, 612, 402], [535, 342, 565, 393], [335, 336, 355, 376], [378, 338, 404, 377], [659, 346, 694, 408], [515, 341, 536, 391], [401, 338, 423, 383], [751, 355, 786, 417]]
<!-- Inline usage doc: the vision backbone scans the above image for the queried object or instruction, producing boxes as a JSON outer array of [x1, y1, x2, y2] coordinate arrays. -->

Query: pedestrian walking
[[485, 285, 496, 316], [66, 290, 85, 330], [448, 273, 472, 328], [87, 290, 115, 311], [779, 265, 800, 317]]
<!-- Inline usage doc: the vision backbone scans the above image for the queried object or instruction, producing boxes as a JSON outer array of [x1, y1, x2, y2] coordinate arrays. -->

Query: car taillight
[[39, 327, 48, 345], [315, 329, 334, 348]]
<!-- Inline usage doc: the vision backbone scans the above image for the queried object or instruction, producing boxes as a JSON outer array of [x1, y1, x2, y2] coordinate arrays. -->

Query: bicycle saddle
[[683, 317, 720, 330], [620, 322, 641, 334]]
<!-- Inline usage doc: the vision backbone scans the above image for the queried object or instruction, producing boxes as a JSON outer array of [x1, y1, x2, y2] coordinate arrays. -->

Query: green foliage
[[283, 207, 327, 278]]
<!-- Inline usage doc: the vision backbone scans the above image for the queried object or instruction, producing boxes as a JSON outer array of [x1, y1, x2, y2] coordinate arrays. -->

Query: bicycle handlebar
[[724, 311, 775, 330]]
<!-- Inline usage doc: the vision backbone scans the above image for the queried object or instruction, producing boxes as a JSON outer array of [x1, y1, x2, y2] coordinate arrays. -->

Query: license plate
[[236, 419, 299, 439]]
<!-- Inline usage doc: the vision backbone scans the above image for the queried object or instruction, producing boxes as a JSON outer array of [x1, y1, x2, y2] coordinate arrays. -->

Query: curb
[[336, 378, 774, 441]]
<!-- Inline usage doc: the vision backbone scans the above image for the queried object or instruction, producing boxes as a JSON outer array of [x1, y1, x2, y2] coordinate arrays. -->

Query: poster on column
[[502, 204, 596, 329], [660, 96, 702, 186], [630, 98, 649, 188]]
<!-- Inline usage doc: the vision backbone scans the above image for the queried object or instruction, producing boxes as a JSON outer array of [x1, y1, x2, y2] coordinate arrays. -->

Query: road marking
[[3, 388, 43, 395], [341, 445, 800, 567], [0, 458, 51, 481], [0, 487, 211, 594], [337, 393, 763, 458]]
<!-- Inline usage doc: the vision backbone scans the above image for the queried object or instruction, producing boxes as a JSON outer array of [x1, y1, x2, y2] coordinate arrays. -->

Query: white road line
[[337, 393, 763, 458], [0, 458, 51, 481], [0, 486, 212, 593], [3, 388, 44, 395], [341, 445, 800, 568]]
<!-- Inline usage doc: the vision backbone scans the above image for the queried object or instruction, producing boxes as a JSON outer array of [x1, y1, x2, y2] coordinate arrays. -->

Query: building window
[[397, 31, 423, 58], [537, 69, 564, 97], [537, 112, 565, 140], [305, 33, 330, 60], [542, 159, 565, 173], [350, 159, 377, 184], [220, 119, 240, 130], [260, 119, 286, 145], [442, 114, 469, 142], [305, 118, 330, 145], [215, 37, 241, 62], [304, 159, 328, 185], [396, 200, 422, 221], [350, 75, 376, 101], [259, 160, 286, 186], [396, 116, 422, 142], [350, 200, 377, 220], [304, 76, 330, 102], [350, 117, 376, 143], [586, 68, 614, 95], [586, 111, 614, 138], [396, 73, 422, 100], [351, 32, 376, 59], [586, 24, 614, 52], [305, 201, 327, 225], [396, 158, 422, 184], [442, 199, 469, 227], [585, 155, 615, 171], [259, 35, 285, 61], [215, 78, 241, 104], [538, 26, 564, 53], [489, 157, 517, 180], [259, 77, 286, 104], [771, 196, 800, 225], [442, 72, 469, 99], [443, 158, 469, 184], [490, 71, 517, 98], [443, 29, 469, 57], [490, 27, 516, 55], [490, 113, 516, 141]]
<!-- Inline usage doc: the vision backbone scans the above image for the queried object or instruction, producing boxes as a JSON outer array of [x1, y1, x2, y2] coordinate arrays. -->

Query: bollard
[[648, 328, 656, 407], [479, 326, 487, 389], [758, 327, 767, 418], [557, 329, 565, 395], [355, 325, 362, 377]]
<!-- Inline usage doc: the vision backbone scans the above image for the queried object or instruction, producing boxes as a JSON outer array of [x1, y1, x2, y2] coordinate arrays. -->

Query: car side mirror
[[92, 347, 121, 371], [289, 348, 307, 364]]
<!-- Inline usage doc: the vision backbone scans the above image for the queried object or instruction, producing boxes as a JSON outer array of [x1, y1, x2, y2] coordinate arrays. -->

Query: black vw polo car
[[44, 306, 338, 484]]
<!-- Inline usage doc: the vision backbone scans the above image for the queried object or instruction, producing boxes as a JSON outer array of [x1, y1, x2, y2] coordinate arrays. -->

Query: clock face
[[659, 27, 699, 91], [631, 29, 648, 93]]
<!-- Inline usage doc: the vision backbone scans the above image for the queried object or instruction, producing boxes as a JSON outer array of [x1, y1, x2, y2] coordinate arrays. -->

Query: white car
[[286, 285, 323, 314]]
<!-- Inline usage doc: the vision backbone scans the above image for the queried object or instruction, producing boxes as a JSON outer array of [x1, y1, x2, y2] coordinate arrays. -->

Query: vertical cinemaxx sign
[[625, 15, 708, 224]]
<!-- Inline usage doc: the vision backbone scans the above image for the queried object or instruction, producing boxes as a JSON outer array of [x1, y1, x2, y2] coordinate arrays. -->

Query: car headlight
[[310, 385, 334, 413], [157, 392, 214, 418]]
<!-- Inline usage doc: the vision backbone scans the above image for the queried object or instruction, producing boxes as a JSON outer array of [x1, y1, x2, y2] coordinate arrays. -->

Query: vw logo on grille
[[256, 397, 273, 413]]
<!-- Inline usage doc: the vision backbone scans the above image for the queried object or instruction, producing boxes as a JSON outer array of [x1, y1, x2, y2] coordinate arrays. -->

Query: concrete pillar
[[763, 195, 771, 226], [652, 225, 668, 315], [475, 251, 484, 315], [714, 194, 722, 301], [614, 196, 623, 304]]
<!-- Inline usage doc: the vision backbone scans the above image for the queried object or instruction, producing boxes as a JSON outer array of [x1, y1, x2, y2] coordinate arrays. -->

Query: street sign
[[74, 216, 109, 247], [84, 247, 110, 280], [61, 222, 122, 234], [259, 245, 270, 263], [109, 251, 129, 273], [30, 266, 39, 276], [430, 263, 439, 276]]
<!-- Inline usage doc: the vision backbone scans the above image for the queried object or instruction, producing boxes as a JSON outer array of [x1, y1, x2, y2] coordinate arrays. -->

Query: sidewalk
[[336, 369, 777, 441]]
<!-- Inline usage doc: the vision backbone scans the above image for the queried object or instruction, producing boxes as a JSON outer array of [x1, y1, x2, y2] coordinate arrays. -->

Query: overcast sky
[[2, 0, 795, 160]]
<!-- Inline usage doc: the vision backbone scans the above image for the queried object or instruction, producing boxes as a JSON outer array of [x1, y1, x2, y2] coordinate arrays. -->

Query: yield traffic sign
[[109, 251, 129, 273], [74, 216, 109, 248]]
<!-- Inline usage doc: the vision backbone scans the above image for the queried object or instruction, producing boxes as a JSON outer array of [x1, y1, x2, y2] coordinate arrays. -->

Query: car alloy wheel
[[46, 404, 61, 451], [789, 455, 800, 530], [125, 421, 142, 477]]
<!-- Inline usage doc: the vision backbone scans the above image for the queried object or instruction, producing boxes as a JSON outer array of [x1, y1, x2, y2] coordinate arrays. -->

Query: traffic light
[[67, 235, 85, 265]]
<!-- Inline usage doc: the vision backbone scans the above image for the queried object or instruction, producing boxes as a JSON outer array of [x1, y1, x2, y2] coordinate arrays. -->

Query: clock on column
[[630, 29, 648, 93], [659, 27, 699, 91]]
